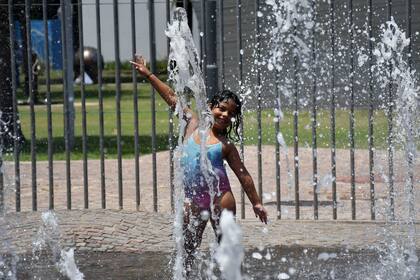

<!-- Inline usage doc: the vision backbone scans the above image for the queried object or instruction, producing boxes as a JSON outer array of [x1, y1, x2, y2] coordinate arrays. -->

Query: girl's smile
[[211, 99, 238, 130]]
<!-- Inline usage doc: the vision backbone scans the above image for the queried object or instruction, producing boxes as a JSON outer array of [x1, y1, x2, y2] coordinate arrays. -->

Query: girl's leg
[[218, 191, 236, 214], [210, 191, 236, 242], [183, 202, 208, 274]]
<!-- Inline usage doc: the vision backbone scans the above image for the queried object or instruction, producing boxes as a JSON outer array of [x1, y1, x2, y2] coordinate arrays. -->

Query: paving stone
[[1, 148, 418, 257], [2, 210, 418, 256], [3, 148, 419, 221]]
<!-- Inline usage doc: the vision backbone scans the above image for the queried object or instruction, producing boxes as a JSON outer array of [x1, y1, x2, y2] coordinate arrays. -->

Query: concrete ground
[[1, 146, 419, 278], [1, 146, 419, 251], [1, 209, 418, 279], [2, 146, 419, 221], [1, 209, 419, 255]]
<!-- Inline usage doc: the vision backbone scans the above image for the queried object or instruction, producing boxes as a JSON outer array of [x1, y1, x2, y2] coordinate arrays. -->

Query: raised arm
[[130, 55, 198, 139], [225, 144, 268, 224], [130, 56, 177, 110]]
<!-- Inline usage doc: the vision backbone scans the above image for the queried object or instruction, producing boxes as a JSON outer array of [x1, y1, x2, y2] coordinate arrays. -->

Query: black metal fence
[[0, 0, 418, 221]]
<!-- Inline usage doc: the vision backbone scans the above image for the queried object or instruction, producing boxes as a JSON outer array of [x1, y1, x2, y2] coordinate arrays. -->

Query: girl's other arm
[[225, 144, 268, 224]]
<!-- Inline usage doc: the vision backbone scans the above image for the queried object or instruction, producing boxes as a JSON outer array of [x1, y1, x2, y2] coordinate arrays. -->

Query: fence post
[[60, 0, 75, 209], [131, 0, 141, 211], [217, 0, 224, 89], [62, 0, 75, 150], [0, 2, 11, 214], [0, 144, 3, 214], [236, 0, 245, 219], [148, 0, 158, 212], [329, 0, 337, 220], [348, 0, 356, 220], [42, 0, 54, 210], [95, 0, 106, 209], [168, 0, 175, 212], [386, 0, 395, 221], [255, 0, 263, 204], [367, 0, 376, 221], [311, 0, 318, 220], [112, 0, 123, 210], [8, 0, 22, 213], [205, 0, 218, 98], [24, 0, 38, 211]]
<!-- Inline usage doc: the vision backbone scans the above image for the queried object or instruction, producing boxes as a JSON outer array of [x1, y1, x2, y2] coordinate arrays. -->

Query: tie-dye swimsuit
[[181, 133, 232, 210]]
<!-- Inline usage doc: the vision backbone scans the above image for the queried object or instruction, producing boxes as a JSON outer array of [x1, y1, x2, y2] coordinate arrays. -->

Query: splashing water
[[0, 218, 17, 280], [267, 0, 316, 200], [33, 211, 84, 280], [57, 248, 84, 280], [370, 17, 419, 279], [316, 173, 335, 194], [266, 0, 314, 100], [215, 210, 244, 280], [266, 1, 418, 278], [275, 97, 294, 193], [0, 146, 18, 280], [165, 7, 221, 279]]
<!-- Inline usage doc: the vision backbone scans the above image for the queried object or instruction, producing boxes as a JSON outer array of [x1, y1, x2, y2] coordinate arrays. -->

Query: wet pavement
[[1, 210, 419, 255], [2, 147, 419, 221], [9, 246, 420, 279], [1, 147, 419, 279]]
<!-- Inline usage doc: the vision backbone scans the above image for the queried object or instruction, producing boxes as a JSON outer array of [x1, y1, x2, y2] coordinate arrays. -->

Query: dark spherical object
[[74, 46, 104, 84]]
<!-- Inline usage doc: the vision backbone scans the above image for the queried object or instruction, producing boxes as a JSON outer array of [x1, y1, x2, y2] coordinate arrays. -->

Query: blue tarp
[[15, 19, 63, 70]]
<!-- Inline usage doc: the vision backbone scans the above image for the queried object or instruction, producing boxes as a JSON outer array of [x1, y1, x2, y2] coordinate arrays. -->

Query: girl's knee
[[219, 191, 236, 214]]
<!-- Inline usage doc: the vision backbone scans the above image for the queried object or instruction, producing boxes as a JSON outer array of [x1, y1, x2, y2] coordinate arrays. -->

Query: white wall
[[82, 0, 168, 62]]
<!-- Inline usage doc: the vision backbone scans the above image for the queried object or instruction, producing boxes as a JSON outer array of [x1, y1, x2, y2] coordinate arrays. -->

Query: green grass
[[8, 82, 390, 161], [14, 82, 172, 160], [242, 109, 389, 150]]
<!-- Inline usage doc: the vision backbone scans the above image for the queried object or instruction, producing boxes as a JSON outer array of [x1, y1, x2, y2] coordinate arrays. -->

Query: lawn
[[11, 82, 389, 161]]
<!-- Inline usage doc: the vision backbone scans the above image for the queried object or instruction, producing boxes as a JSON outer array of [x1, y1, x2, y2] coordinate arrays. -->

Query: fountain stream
[[33, 211, 84, 280], [165, 7, 225, 279], [370, 17, 418, 279]]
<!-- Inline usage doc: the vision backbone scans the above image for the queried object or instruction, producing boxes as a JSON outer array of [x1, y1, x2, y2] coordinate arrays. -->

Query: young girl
[[130, 56, 267, 271]]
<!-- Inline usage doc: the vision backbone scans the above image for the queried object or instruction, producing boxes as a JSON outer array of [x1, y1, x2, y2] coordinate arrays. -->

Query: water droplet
[[277, 272, 290, 279], [252, 252, 263, 260], [317, 252, 337, 261], [200, 210, 210, 221], [288, 267, 296, 275], [263, 192, 272, 200]]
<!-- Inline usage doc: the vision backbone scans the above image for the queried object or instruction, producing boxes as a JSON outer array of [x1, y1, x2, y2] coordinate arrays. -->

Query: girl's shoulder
[[221, 138, 238, 157]]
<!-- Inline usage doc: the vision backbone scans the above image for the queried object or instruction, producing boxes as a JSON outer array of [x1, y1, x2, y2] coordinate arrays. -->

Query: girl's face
[[211, 99, 238, 130]]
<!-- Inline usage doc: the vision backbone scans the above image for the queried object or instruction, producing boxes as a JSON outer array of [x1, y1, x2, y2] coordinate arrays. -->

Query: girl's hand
[[129, 55, 152, 77], [253, 203, 268, 224]]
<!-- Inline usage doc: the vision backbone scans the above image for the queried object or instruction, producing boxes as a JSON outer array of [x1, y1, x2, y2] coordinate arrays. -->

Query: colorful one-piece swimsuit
[[181, 134, 232, 210]]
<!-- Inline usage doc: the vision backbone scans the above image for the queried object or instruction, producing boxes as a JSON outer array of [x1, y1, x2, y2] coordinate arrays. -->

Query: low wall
[[1, 209, 419, 255]]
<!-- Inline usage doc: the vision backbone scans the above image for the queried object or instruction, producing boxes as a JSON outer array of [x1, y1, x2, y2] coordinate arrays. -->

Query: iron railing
[[0, 0, 417, 221]]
